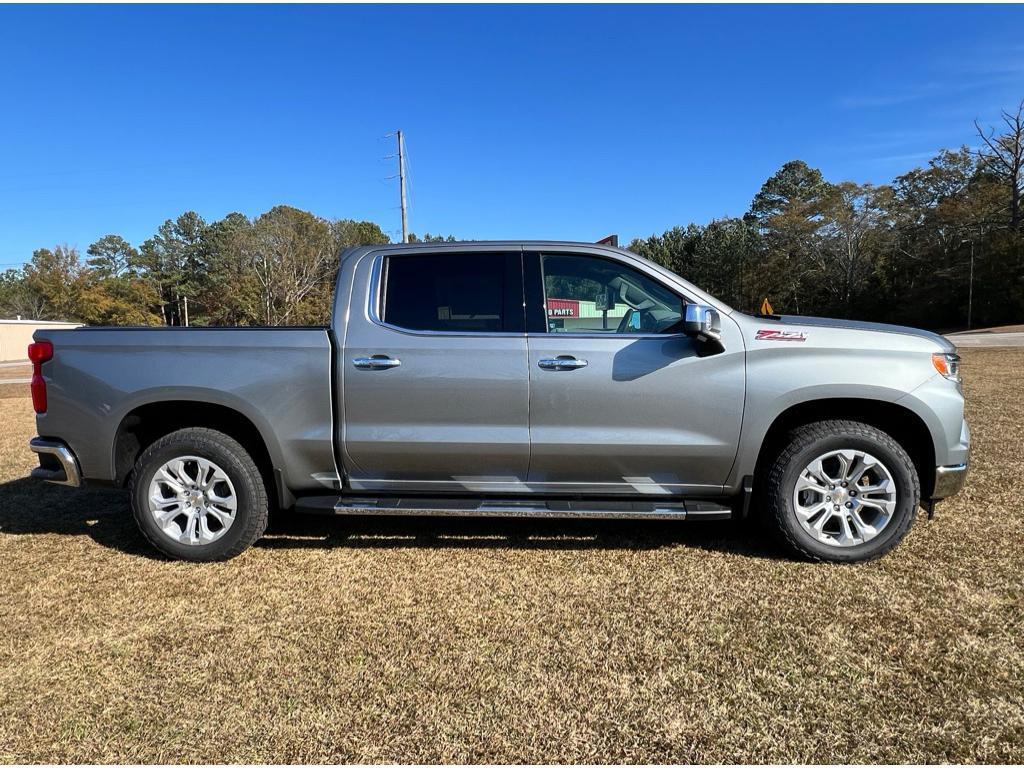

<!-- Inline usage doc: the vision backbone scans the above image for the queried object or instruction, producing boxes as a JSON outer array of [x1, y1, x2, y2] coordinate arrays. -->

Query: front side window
[[381, 252, 522, 333], [541, 254, 686, 334]]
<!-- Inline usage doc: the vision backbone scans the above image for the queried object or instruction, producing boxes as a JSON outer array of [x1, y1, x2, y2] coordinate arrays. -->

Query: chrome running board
[[295, 495, 732, 521]]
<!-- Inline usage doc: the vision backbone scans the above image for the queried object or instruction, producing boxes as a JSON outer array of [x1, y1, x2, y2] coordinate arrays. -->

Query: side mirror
[[683, 304, 721, 343]]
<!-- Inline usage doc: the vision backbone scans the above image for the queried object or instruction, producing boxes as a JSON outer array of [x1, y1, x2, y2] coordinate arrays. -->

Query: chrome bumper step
[[295, 495, 732, 521], [29, 437, 82, 487]]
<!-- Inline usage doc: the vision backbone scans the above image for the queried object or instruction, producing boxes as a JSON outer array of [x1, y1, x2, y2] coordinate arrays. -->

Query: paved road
[[946, 332, 1024, 348], [0, 362, 31, 385]]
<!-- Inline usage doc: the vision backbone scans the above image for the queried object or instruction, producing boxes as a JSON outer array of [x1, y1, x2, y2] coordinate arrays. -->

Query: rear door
[[341, 247, 531, 494], [524, 250, 745, 495]]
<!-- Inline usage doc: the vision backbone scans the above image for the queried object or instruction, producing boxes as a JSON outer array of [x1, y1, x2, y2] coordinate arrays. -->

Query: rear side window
[[381, 252, 523, 333]]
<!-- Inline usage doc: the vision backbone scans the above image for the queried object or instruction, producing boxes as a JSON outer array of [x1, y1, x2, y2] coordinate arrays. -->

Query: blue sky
[[1, 4, 1022, 268]]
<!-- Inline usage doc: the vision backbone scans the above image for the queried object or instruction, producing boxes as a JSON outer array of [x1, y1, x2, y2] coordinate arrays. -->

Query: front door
[[341, 248, 531, 494], [525, 251, 745, 495]]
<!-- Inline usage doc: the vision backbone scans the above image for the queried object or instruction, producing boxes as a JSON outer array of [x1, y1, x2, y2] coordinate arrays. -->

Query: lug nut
[[826, 496, 832, 501], [850, 490, 857, 497], [833, 505, 840, 511], [842, 481, 848, 488], [845, 501, 853, 508]]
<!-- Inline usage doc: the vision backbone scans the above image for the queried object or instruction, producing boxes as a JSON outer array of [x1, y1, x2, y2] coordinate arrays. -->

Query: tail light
[[28, 341, 53, 414]]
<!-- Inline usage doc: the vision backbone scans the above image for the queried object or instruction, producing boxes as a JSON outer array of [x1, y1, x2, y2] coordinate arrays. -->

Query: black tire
[[765, 420, 920, 563], [130, 427, 268, 561]]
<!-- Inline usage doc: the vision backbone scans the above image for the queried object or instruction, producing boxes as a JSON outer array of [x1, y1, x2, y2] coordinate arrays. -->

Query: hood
[[775, 315, 955, 352]]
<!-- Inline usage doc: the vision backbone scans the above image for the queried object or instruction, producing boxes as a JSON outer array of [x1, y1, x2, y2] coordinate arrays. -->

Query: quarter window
[[381, 252, 523, 333], [540, 254, 686, 334]]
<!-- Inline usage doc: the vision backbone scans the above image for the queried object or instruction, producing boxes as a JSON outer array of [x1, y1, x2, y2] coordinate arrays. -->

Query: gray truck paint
[[33, 328, 336, 495], [32, 241, 969, 506]]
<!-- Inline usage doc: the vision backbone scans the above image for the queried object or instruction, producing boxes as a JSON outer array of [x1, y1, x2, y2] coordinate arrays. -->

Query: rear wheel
[[130, 427, 268, 561], [765, 420, 919, 563]]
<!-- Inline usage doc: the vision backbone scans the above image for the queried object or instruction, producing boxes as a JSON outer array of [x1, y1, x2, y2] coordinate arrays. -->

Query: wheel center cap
[[834, 488, 850, 504]]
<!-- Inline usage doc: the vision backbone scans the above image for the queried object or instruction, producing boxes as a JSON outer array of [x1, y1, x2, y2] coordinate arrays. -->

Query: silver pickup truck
[[27, 241, 969, 562]]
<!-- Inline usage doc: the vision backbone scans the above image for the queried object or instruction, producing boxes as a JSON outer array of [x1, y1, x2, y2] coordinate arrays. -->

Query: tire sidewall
[[776, 430, 918, 561], [131, 433, 261, 561]]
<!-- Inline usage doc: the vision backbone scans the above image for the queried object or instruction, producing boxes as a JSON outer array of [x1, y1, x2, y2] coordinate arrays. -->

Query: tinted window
[[541, 254, 686, 334], [382, 252, 523, 333]]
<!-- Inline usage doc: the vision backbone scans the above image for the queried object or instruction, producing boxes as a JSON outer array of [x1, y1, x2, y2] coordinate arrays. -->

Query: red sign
[[547, 299, 579, 318]]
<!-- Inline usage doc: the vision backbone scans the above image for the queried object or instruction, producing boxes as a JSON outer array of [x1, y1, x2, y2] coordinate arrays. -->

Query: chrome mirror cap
[[684, 303, 722, 342]]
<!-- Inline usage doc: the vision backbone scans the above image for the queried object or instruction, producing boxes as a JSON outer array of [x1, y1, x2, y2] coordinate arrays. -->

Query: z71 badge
[[756, 329, 807, 342]]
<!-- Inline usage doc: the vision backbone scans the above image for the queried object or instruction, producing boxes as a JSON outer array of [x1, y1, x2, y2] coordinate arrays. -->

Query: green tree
[[76, 273, 163, 326], [813, 182, 891, 316], [0, 268, 45, 319], [629, 219, 761, 311], [22, 245, 84, 321], [745, 160, 833, 314], [197, 212, 257, 326], [138, 211, 209, 325], [86, 235, 139, 278], [335, 220, 391, 248], [247, 206, 337, 325], [407, 232, 457, 243]]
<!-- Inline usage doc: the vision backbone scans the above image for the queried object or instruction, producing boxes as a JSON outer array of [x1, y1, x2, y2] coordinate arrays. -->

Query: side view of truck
[[27, 241, 970, 562]]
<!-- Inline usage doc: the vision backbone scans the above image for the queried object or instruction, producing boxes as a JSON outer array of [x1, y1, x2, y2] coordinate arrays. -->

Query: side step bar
[[295, 495, 732, 521]]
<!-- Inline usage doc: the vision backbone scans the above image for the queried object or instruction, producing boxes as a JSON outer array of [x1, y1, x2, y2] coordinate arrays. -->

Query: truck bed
[[32, 326, 337, 499]]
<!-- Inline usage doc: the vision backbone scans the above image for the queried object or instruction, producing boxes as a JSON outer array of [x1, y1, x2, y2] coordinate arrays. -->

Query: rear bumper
[[29, 437, 82, 487], [932, 462, 968, 500]]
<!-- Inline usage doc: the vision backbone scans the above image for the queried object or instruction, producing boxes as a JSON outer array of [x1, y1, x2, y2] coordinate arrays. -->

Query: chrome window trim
[[361, 245, 713, 342], [525, 332, 689, 340], [367, 252, 528, 339]]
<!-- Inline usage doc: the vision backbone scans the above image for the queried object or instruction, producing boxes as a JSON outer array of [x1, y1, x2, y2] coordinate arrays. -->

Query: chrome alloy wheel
[[147, 456, 238, 545], [792, 449, 897, 548]]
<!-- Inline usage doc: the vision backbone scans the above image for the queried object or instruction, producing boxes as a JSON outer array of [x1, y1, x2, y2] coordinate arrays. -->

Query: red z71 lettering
[[756, 329, 807, 342]]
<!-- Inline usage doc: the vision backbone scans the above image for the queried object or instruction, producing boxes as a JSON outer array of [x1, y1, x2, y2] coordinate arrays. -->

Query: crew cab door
[[340, 247, 530, 494], [524, 250, 745, 495]]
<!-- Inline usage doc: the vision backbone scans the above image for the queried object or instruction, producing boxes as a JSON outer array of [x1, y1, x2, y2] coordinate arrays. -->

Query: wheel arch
[[113, 398, 291, 509], [752, 398, 937, 498]]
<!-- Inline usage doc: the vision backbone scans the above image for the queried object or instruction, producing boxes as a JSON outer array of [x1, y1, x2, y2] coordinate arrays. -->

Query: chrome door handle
[[538, 356, 588, 371], [352, 355, 401, 370]]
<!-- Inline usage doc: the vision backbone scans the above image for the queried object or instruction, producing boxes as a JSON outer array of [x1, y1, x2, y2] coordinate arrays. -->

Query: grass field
[[0, 348, 1021, 763]]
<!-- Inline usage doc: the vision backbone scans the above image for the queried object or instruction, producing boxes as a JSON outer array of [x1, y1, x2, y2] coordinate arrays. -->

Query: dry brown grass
[[0, 348, 1022, 763]]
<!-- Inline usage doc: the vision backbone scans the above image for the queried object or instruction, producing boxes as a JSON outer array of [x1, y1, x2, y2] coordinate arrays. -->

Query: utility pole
[[961, 239, 975, 330], [967, 240, 974, 330], [397, 130, 408, 243], [183, 296, 189, 328]]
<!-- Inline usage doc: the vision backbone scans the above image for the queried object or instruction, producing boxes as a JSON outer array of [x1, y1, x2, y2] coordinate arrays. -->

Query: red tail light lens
[[28, 341, 53, 414]]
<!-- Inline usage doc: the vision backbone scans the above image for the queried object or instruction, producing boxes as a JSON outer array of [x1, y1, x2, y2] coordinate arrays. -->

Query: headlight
[[932, 352, 961, 382]]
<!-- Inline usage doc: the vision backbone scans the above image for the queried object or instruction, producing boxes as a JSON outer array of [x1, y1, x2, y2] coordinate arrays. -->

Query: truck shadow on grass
[[0, 476, 786, 560]]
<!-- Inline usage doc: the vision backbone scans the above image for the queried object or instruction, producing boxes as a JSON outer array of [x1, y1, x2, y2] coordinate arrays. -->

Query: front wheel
[[765, 420, 920, 563], [130, 427, 269, 561]]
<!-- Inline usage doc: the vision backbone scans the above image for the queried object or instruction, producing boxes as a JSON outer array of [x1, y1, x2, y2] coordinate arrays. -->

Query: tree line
[[2, 101, 1022, 330], [629, 101, 1024, 331], [0, 206, 455, 327]]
